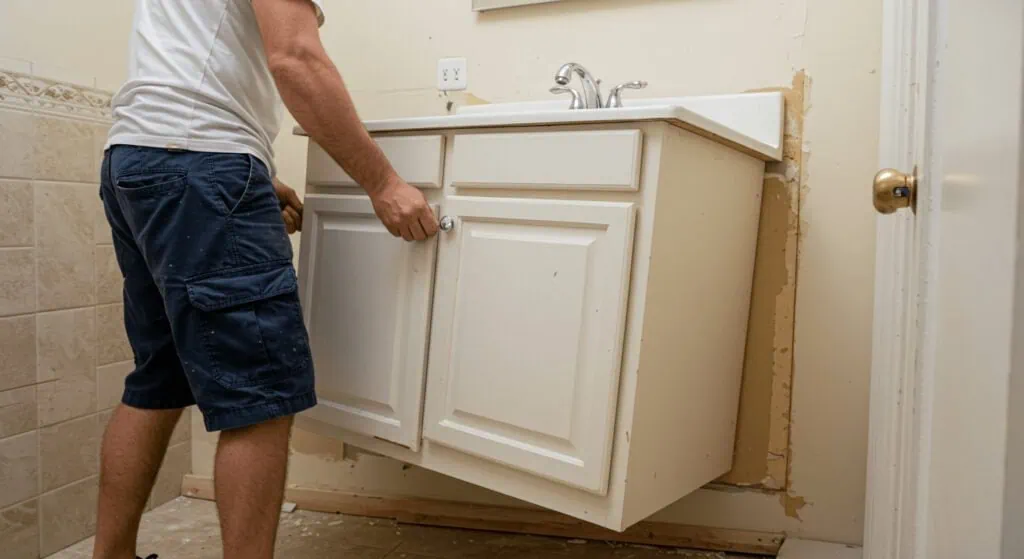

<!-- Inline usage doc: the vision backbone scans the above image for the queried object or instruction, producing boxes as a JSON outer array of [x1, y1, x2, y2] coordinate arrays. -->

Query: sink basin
[[296, 92, 784, 161]]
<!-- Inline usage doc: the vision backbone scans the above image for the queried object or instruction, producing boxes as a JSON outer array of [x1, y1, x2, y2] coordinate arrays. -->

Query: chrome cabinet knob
[[439, 216, 455, 232]]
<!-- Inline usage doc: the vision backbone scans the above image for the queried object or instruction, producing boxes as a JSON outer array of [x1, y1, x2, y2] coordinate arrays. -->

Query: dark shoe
[[137, 555, 158, 559]]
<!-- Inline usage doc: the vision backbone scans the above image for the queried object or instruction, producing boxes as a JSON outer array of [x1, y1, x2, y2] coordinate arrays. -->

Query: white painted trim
[[863, 0, 935, 556], [779, 538, 862, 559]]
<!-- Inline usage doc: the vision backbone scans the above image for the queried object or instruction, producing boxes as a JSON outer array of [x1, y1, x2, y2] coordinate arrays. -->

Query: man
[[93, 1, 437, 558]]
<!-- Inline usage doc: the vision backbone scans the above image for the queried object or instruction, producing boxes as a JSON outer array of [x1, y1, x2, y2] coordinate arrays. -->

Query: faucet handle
[[550, 86, 585, 110], [605, 81, 648, 108]]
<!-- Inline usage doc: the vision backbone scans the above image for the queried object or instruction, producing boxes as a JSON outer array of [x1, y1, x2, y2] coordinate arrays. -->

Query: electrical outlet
[[437, 57, 468, 91]]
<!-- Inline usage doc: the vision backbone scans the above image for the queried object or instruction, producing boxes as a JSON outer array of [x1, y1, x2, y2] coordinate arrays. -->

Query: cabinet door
[[298, 195, 437, 450], [423, 196, 636, 494]]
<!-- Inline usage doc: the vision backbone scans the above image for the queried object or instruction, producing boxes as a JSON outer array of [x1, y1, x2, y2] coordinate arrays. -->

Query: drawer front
[[307, 135, 445, 188], [450, 130, 643, 191]]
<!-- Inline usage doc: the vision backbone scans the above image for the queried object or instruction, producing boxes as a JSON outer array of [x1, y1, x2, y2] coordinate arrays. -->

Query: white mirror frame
[[472, 0, 562, 11]]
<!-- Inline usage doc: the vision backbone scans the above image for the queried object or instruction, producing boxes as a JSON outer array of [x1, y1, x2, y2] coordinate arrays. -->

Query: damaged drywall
[[718, 71, 807, 490]]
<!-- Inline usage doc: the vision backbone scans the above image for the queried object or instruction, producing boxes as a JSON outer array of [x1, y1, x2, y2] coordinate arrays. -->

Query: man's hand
[[370, 175, 438, 241], [273, 178, 303, 234]]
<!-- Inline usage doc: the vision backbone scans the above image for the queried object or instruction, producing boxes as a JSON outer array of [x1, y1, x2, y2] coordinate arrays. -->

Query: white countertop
[[294, 92, 784, 161]]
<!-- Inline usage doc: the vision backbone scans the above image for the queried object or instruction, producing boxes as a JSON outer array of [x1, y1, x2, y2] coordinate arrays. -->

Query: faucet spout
[[555, 63, 602, 109]]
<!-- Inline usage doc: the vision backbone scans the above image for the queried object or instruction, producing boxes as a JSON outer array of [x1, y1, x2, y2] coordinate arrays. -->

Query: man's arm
[[252, 0, 438, 241]]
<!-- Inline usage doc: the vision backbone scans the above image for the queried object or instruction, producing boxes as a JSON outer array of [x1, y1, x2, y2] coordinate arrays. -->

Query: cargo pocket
[[186, 262, 311, 388]]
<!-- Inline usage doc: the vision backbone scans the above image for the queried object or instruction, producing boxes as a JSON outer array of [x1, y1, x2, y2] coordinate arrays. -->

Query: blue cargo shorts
[[100, 145, 316, 431]]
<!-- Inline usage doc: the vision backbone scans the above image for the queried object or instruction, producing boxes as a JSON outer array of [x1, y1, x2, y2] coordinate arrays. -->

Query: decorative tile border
[[0, 69, 112, 122]]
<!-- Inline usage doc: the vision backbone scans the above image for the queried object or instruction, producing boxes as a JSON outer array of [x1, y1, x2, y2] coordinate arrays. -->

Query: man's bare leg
[[215, 416, 293, 559], [92, 405, 183, 559]]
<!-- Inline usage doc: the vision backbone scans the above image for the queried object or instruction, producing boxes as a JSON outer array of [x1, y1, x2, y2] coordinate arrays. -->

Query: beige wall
[[0, 0, 882, 548]]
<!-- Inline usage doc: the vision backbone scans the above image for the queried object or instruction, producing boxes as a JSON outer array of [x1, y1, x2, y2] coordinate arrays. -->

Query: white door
[[864, 0, 1024, 557], [297, 194, 437, 450], [422, 196, 636, 495]]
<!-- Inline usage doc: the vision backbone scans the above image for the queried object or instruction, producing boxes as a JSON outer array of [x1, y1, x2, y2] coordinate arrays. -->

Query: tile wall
[[0, 69, 191, 559]]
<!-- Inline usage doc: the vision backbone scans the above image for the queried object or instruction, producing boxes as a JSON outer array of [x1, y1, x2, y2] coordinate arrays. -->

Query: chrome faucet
[[554, 62, 603, 109], [553, 63, 648, 109]]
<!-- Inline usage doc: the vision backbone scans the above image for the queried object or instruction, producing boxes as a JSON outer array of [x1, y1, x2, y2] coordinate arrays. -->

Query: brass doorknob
[[873, 168, 917, 214]]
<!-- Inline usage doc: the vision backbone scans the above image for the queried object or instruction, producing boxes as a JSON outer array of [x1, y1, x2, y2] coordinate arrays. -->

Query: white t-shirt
[[106, 0, 325, 176]]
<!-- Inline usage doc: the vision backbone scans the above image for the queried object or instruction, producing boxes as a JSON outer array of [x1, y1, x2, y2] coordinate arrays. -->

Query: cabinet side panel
[[622, 127, 765, 527]]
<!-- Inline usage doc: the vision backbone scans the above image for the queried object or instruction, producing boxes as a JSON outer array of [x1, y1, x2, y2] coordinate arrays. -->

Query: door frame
[[863, 0, 935, 555], [865, 0, 1024, 556]]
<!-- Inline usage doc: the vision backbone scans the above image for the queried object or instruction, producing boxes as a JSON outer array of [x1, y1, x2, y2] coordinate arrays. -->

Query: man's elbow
[[266, 39, 325, 83]]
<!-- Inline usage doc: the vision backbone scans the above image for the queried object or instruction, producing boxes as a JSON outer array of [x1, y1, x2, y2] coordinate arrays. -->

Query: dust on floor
[[48, 497, 756, 559]]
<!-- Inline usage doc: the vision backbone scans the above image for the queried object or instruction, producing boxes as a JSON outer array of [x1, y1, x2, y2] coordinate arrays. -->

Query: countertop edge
[[292, 106, 782, 161]]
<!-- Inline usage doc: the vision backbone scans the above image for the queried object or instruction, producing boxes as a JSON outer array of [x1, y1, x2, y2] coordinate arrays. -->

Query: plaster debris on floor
[[46, 497, 759, 559]]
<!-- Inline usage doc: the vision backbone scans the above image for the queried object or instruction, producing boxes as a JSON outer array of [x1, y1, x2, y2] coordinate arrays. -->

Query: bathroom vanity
[[293, 92, 784, 532]]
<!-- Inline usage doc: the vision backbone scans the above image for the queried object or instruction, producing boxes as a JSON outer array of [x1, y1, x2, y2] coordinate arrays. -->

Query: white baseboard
[[778, 539, 862, 559]]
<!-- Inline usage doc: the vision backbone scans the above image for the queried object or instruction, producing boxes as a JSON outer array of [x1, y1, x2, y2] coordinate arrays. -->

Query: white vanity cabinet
[[296, 117, 772, 532]]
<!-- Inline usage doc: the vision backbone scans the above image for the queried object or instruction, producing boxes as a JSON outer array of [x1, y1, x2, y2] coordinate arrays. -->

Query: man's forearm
[[271, 53, 396, 197]]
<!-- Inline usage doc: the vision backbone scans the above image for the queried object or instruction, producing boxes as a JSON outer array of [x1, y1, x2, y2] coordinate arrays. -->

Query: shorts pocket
[[115, 170, 188, 199], [186, 262, 312, 388]]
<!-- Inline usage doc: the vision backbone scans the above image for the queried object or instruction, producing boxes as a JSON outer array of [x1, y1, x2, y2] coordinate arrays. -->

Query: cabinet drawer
[[307, 135, 445, 188], [450, 130, 643, 191]]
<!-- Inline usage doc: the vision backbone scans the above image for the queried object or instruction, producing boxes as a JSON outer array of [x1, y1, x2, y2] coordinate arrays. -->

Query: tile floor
[[47, 497, 757, 559]]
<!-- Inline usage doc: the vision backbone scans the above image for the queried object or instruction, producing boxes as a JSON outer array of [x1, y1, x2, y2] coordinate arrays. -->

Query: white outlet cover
[[437, 57, 468, 91]]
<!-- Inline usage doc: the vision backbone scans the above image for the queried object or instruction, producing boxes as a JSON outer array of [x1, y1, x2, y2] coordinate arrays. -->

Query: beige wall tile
[[94, 196, 111, 245], [0, 248, 35, 317], [35, 182, 98, 311], [40, 414, 100, 493], [0, 386, 37, 439], [39, 475, 99, 556], [96, 409, 114, 468], [37, 308, 95, 383], [0, 500, 39, 559], [93, 123, 112, 171], [0, 110, 36, 180], [149, 441, 190, 510], [95, 244, 121, 305], [98, 409, 113, 433], [37, 308, 97, 425], [32, 116, 97, 183], [0, 180, 33, 247], [96, 303, 132, 366], [0, 315, 35, 392], [37, 378, 96, 428], [96, 360, 132, 411], [0, 431, 38, 509]]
